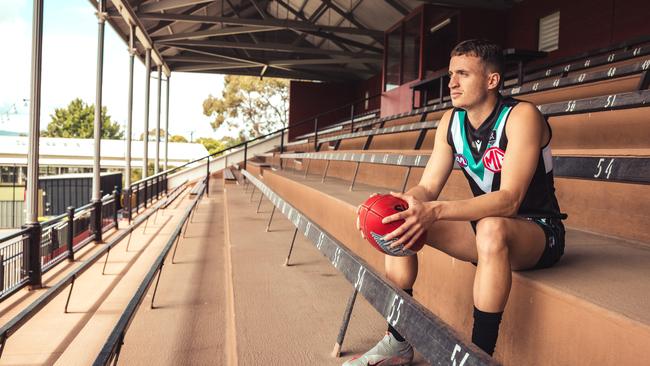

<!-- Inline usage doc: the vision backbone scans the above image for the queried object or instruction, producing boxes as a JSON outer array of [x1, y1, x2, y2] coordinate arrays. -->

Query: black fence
[[0, 189, 122, 301]]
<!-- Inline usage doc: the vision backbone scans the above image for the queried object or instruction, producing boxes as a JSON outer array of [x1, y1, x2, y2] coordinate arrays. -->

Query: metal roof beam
[[172, 63, 257, 72], [249, 0, 268, 19], [162, 39, 383, 58], [418, 0, 513, 9], [136, 12, 384, 37], [152, 26, 282, 42], [139, 0, 213, 13], [169, 45, 266, 66], [144, 2, 213, 36], [384, 0, 409, 16], [108, 0, 171, 76], [269, 57, 381, 66]]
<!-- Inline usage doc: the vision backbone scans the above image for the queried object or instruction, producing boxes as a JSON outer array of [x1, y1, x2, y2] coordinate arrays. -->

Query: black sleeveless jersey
[[446, 96, 563, 218]]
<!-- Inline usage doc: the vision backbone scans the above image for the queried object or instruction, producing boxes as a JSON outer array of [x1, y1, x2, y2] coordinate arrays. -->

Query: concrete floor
[[0, 177, 428, 365]]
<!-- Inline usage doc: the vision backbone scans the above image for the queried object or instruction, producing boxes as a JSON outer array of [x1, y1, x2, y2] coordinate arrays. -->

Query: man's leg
[[470, 217, 546, 355], [385, 255, 418, 341], [422, 217, 546, 355]]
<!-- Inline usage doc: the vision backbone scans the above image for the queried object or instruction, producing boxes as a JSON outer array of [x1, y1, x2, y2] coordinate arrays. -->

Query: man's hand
[[382, 192, 438, 250]]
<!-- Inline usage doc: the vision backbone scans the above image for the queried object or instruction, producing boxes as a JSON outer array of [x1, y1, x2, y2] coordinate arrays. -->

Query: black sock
[[471, 306, 503, 356], [387, 289, 413, 342]]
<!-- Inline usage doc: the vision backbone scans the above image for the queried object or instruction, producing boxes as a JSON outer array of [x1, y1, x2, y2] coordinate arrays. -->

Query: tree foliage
[[169, 134, 188, 143], [139, 128, 167, 141], [202, 75, 289, 139], [42, 98, 123, 139], [196, 136, 243, 155]]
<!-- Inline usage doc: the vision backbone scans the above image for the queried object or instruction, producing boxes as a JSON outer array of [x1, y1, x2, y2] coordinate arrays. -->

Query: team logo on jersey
[[455, 154, 468, 167], [474, 139, 482, 150], [483, 147, 505, 172], [488, 130, 497, 145]]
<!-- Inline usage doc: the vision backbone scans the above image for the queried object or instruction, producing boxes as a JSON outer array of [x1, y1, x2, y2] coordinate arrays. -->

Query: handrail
[[93, 177, 207, 365], [0, 180, 186, 356], [133, 92, 383, 184], [0, 228, 30, 245]]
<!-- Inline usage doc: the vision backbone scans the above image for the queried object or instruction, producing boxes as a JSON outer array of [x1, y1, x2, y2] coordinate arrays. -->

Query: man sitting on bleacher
[[346, 39, 566, 365]]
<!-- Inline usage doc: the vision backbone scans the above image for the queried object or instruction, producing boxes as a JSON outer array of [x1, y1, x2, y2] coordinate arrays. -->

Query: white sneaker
[[342, 332, 413, 366]]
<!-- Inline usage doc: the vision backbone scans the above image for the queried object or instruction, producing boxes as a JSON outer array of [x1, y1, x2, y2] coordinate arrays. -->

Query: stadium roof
[[100, 0, 513, 81]]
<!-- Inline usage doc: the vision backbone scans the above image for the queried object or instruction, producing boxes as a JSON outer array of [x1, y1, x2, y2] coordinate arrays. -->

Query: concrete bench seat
[[515, 41, 650, 84], [223, 167, 236, 181], [259, 168, 650, 366]]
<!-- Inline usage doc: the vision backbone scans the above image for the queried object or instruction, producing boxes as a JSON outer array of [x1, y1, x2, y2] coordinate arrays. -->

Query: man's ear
[[487, 72, 501, 90]]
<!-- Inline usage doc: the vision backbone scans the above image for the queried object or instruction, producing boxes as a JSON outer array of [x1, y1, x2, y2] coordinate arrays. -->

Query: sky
[[0, 0, 231, 141]]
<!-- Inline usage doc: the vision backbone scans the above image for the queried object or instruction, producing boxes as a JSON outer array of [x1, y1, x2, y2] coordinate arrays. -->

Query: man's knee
[[385, 255, 418, 288], [475, 217, 509, 258]]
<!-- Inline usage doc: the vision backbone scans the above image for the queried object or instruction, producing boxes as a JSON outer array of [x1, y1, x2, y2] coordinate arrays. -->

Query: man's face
[[448, 54, 496, 109]]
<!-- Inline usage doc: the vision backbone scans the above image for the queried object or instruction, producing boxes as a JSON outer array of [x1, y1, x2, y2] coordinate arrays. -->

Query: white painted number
[[332, 247, 342, 268], [545, 69, 552, 76], [386, 294, 404, 327], [584, 59, 591, 67], [354, 267, 366, 291], [578, 73, 586, 83], [565, 100, 576, 112], [552, 79, 561, 87], [604, 94, 617, 108], [564, 64, 571, 72], [451, 344, 470, 366], [607, 53, 615, 62], [532, 82, 539, 91], [594, 158, 615, 179], [414, 155, 422, 167], [607, 67, 617, 77], [642, 60, 650, 71], [397, 155, 404, 166]]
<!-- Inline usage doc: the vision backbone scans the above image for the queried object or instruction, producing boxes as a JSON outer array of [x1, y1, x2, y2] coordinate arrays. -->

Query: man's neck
[[465, 93, 499, 129]]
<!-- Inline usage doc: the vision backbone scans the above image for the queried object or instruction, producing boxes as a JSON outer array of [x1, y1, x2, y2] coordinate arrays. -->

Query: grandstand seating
[[244, 46, 650, 364]]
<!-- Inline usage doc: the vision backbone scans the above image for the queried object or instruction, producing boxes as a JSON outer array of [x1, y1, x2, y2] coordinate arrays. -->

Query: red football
[[357, 194, 426, 256]]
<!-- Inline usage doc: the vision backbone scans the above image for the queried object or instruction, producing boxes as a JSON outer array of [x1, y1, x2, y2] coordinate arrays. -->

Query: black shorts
[[470, 217, 565, 270]]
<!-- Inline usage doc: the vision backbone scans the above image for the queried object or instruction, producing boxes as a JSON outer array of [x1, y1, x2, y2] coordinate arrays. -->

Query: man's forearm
[[433, 190, 518, 222], [405, 184, 439, 203]]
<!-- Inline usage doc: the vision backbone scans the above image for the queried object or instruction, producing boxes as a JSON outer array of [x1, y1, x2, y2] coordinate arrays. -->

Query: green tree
[[42, 98, 124, 139], [202, 75, 289, 139], [139, 128, 166, 141], [195, 136, 243, 155], [169, 134, 188, 143]]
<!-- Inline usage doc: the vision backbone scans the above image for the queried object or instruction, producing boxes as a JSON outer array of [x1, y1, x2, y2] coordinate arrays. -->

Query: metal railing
[[0, 91, 380, 301], [0, 230, 30, 299], [0, 180, 186, 359], [94, 177, 207, 366]]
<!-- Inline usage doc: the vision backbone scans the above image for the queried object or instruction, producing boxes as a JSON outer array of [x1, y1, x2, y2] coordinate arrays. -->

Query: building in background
[[0, 136, 208, 228]]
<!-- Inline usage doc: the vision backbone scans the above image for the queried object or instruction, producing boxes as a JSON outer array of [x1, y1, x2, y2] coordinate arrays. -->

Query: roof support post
[[164, 75, 170, 171], [155, 65, 162, 175], [143, 48, 151, 179], [124, 25, 135, 221], [25, 0, 44, 288], [92, 0, 107, 243]]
